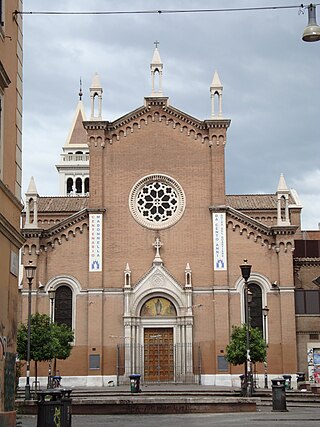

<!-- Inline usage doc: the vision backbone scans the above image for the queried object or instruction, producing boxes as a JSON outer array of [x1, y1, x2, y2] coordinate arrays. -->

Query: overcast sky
[[22, 0, 320, 229]]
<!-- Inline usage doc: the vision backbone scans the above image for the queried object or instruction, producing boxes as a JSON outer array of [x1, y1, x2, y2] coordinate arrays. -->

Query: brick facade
[[20, 59, 307, 388]]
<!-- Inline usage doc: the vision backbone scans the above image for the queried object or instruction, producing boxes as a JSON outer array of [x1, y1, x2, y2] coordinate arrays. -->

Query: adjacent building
[[20, 47, 318, 388], [294, 230, 320, 381], [0, 2, 24, 426]]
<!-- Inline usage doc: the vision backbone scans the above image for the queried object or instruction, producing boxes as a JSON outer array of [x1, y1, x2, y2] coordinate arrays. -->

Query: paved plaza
[[18, 407, 320, 427]]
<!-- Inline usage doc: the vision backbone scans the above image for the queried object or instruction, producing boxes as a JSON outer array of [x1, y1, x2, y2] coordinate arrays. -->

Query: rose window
[[129, 174, 185, 230]]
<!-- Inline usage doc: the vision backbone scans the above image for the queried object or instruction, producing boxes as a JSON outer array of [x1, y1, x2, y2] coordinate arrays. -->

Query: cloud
[[22, 0, 320, 230]]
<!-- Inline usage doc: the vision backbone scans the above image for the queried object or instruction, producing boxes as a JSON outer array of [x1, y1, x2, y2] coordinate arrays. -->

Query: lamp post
[[262, 306, 269, 389], [240, 259, 252, 397], [24, 261, 37, 400], [48, 286, 56, 387]]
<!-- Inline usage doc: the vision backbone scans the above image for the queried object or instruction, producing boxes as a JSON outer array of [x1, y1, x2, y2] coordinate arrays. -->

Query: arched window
[[67, 178, 73, 194], [75, 177, 82, 194], [54, 286, 72, 329], [246, 283, 263, 332], [84, 177, 89, 194]]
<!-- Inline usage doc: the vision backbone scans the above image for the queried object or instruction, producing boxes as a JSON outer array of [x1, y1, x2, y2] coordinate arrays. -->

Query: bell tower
[[55, 85, 89, 196]]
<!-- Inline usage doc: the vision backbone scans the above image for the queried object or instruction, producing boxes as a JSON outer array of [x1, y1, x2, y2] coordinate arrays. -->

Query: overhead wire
[[14, 3, 320, 17]]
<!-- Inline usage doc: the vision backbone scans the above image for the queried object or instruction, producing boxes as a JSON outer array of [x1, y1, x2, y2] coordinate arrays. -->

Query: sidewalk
[[18, 407, 320, 427]]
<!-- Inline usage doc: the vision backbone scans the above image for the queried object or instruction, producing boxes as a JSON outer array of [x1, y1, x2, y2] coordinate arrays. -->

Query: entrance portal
[[144, 328, 174, 382]]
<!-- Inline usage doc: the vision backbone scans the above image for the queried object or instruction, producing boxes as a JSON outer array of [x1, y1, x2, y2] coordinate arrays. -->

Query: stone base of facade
[[0, 411, 16, 427], [19, 373, 298, 389]]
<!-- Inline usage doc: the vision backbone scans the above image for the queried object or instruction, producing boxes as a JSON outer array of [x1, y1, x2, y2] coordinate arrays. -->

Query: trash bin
[[129, 374, 141, 393], [37, 388, 72, 427], [296, 372, 305, 383], [271, 378, 287, 412], [283, 374, 292, 390]]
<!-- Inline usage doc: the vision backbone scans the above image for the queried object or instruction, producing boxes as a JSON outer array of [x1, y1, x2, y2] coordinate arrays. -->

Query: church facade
[[20, 48, 307, 388]]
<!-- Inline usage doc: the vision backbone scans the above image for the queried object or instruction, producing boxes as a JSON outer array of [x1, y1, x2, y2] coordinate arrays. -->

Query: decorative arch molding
[[129, 265, 186, 316], [129, 265, 188, 317], [101, 110, 228, 148], [44, 275, 81, 335], [123, 264, 195, 381], [227, 218, 295, 253], [235, 272, 271, 327], [45, 274, 82, 295]]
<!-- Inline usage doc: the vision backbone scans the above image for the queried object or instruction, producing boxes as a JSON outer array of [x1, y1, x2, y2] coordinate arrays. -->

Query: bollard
[[271, 378, 287, 412], [129, 374, 141, 393], [239, 374, 246, 397]]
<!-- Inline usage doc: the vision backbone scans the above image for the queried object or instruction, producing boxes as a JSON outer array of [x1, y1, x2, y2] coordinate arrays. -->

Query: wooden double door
[[144, 328, 174, 382]]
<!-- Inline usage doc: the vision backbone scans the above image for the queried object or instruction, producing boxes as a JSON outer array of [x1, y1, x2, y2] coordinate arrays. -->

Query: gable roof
[[37, 196, 89, 213], [226, 194, 296, 210]]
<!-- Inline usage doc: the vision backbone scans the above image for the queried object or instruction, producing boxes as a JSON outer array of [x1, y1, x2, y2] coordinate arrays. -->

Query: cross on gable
[[153, 237, 162, 251], [152, 237, 163, 265]]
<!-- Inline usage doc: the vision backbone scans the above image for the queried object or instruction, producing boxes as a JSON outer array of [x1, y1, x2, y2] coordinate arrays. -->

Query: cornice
[[204, 119, 231, 129], [24, 208, 107, 240], [270, 225, 298, 235], [83, 120, 108, 131], [109, 105, 151, 130], [22, 208, 91, 240], [55, 165, 89, 172], [210, 205, 272, 235], [87, 208, 106, 214], [132, 263, 183, 291], [294, 257, 320, 267], [0, 212, 25, 247], [83, 97, 231, 137], [43, 208, 89, 237], [0, 179, 24, 210], [210, 205, 298, 237], [21, 228, 44, 239]]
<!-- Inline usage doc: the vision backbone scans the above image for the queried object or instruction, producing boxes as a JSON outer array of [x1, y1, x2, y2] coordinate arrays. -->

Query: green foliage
[[17, 312, 74, 363], [51, 322, 74, 360], [225, 324, 267, 366]]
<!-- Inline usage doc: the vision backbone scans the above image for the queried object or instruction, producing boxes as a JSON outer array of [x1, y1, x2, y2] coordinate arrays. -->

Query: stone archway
[[123, 264, 195, 383]]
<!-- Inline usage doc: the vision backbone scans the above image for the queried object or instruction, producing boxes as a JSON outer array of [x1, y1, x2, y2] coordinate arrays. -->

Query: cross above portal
[[152, 237, 163, 265]]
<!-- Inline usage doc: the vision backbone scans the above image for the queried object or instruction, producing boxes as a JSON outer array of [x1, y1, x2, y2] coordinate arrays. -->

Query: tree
[[50, 322, 74, 375], [17, 313, 74, 386], [225, 324, 267, 366]]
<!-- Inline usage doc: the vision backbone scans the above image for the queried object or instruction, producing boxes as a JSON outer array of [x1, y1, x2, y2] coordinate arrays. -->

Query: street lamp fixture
[[24, 261, 36, 400], [302, 4, 320, 42], [240, 259, 252, 397], [262, 306, 269, 389], [48, 286, 56, 322]]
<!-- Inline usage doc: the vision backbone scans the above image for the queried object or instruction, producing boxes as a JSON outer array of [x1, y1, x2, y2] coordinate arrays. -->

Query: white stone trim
[[45, 275, 81, 335], [123, 264, 194, 381], [235, 272, 272, 340]]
